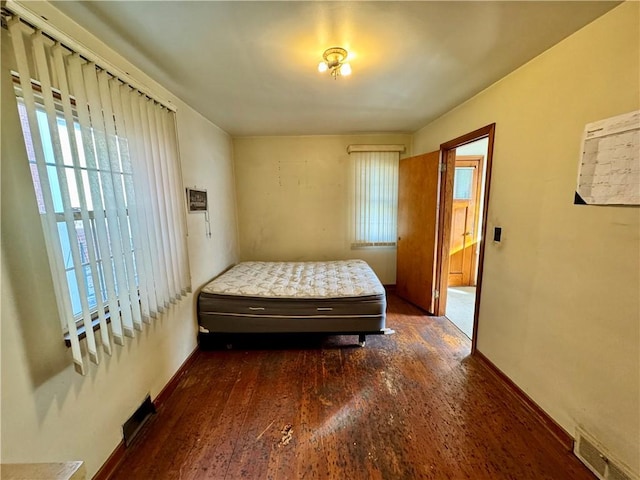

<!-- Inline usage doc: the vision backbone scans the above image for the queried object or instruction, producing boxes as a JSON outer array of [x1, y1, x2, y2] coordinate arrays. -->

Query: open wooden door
[[396, 151, 440, 313]]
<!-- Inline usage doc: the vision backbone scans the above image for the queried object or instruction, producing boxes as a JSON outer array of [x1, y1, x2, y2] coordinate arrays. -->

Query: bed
[[197, 259, 392, 346]]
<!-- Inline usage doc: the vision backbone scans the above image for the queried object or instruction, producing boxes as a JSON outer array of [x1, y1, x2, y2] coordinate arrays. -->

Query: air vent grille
[[123, 394, 156, 447], [574, 427, 637, 480], [578, 433, 607, 477]]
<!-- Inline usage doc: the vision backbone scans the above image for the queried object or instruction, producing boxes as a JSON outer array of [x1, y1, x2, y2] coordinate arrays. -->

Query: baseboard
[[473, 350, 574, 452], [92, 442, 125, 480], [92, 346, 200, 480]]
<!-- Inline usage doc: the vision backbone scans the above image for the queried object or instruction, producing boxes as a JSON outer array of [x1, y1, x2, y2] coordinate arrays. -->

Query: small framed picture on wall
[[186, 188, 208, 213]]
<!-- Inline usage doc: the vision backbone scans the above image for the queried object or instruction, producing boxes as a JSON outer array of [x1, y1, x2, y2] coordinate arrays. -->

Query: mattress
[[198, 260, 386, 334]]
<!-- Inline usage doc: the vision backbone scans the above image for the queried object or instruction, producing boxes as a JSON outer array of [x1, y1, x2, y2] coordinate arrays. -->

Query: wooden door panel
[[396, 151, 440, 313], [449, 201, 470, 286], [449, 250, 463, 272], [450, 204, 468, 252], [449, 247, 475, 286], [448, 157, 483, 287]]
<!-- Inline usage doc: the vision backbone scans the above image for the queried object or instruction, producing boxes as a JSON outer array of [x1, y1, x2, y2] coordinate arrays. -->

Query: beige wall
[[233, 134, 412, 284], [414, 3, 639, 473], [2, 1, 638, 477], [0, 4, 239, 478]]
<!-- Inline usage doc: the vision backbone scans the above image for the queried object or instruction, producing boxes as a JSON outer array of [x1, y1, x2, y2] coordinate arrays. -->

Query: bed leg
[[358, 334, 366, 347]]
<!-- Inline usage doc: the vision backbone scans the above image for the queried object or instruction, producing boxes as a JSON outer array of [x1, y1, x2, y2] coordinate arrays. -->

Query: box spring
[[198, 292, 386, 333], [197, 260, 387, 336]]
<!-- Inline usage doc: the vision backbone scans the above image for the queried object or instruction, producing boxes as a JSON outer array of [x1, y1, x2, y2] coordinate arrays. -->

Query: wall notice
[[576, 110, 640, 205]]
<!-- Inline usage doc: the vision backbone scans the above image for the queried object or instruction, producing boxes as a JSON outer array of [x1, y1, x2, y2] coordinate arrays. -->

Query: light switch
[[493, 226, 502, 243]]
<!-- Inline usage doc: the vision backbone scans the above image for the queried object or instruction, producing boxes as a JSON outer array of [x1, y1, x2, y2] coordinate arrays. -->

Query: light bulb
[[318, 61, 328, 73], [340, 63, 352, 76]]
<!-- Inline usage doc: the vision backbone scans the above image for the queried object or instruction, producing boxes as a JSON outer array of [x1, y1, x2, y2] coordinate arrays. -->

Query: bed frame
[[197, 260, 393, 347]]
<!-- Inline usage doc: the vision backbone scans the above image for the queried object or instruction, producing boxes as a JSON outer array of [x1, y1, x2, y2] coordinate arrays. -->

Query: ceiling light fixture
[[318, 47, 351, 79]]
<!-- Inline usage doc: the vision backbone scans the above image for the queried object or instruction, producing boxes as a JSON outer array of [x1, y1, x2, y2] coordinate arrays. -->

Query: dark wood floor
[[111, 292, 594, 479]]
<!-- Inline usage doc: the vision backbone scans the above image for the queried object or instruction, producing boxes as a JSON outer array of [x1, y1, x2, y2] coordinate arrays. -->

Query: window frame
[[14, 75, 137, 335]]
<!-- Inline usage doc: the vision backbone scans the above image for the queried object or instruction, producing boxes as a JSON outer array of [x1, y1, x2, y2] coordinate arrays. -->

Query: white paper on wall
[[576, 110, 640, 205]]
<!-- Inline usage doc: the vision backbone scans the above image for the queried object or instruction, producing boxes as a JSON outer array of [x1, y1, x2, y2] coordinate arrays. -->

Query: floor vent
[[574, 427, 637, 480], [123, 394, 156, 447]]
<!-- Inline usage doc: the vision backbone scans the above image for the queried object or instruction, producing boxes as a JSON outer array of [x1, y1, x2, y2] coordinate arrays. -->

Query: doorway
[[433, 124, 495, 353], [394, 124, 495, 353], [445, 142, 488, 339]]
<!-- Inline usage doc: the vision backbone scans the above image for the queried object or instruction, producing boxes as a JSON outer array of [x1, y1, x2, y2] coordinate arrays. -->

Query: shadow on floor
[[198, 332, 368, 351]]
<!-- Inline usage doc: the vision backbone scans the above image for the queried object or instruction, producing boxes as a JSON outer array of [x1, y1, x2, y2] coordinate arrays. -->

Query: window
[[9, 16, 190, 375], [453, 167, 475, 200], [15, 93, 125, 323], [351, 151, 400, 247]]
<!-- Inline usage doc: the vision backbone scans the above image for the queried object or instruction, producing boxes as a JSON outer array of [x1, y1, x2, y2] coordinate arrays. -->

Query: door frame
[[433, 124, 495, 353]]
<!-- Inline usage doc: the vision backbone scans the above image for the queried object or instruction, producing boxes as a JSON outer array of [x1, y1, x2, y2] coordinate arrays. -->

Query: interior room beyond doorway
[[445, 138, 489, 339]]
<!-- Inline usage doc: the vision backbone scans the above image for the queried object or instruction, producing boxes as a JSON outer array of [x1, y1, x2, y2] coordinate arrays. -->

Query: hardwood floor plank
[[109, 293, 594, 480], [225, 349, 302, 479], [185, 351, 264, 479]]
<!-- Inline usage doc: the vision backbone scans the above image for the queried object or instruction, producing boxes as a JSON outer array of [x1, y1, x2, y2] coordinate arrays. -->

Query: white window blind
[[8, 15, 191, 375], [351, 151, 400, 248]]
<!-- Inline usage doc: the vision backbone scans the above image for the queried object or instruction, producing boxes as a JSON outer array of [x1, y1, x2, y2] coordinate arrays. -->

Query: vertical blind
[[351, 151, 400, 247], [8, 14, 191, 375]]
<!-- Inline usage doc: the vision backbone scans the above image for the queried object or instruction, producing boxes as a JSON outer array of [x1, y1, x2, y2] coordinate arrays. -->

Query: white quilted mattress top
[[200, 260, 385, 299]]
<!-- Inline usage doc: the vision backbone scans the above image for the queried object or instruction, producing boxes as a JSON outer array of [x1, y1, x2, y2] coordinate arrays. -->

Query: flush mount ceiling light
[[318, 47, 352, 79]]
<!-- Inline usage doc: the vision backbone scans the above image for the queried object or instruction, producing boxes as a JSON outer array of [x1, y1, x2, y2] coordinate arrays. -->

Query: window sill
[[351, 242, 397, 250], [63, 312, 111, 348]]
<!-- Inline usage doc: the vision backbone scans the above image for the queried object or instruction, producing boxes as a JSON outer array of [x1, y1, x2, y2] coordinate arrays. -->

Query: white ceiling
[[52, 1, 620, 137]]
